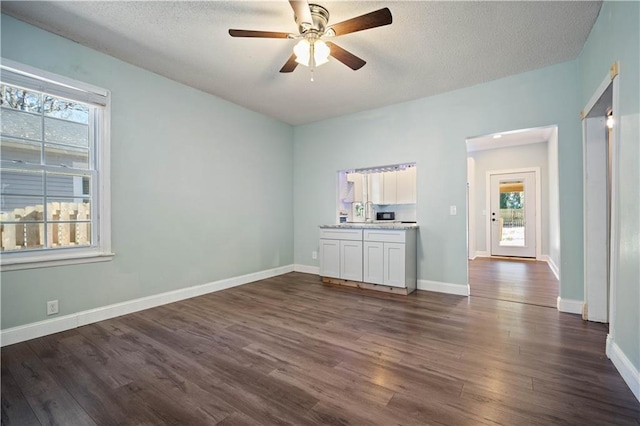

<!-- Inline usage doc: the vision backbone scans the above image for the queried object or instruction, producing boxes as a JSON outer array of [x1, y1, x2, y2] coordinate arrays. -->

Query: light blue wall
[[0, 15, 294, 329], [294, 60, 583, 295], [578, 0, 639, 370]]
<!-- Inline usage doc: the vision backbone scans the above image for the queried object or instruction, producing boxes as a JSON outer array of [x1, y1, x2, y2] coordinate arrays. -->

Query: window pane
[[0, 196, 44, 218], [0, 108, 42, 140], [1, 137, 42, 164], [0, 85, 42, 113], [44, 117, 88, 147], [45, 144, 89, 169], [43, 96, 89, 124], [0, 169, 44, 196], [499, 181, 525, 247], [0, 198, 44, 251], [46, 222, 91, 248], [46, 172, 90, 197], [46, 199, 91, 221]]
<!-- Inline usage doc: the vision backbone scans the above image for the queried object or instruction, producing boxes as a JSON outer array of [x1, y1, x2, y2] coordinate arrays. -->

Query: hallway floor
[[469, 257, 558, 308]]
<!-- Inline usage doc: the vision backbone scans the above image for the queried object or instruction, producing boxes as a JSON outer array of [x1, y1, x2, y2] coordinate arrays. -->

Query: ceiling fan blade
[[289, 0, 313, 27], [326, 42, 366, 70], [228, 29, 291, 38], [280, 54, 299, 73], [328, 8, 392, 36]]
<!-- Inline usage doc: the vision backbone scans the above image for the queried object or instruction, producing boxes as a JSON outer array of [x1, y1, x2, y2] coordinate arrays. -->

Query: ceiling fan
[[228, 1, 392, 76]]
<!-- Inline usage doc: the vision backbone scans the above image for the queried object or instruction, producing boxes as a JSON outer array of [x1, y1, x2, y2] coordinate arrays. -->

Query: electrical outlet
[[47, 300, 59, 316], [312, 251, 318, 260], [450, 205, 457, 215]]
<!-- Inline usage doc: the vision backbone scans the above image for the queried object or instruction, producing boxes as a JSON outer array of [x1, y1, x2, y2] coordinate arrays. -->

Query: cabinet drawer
[[319, 228, 363, 241], [364, 229, 406, 243]]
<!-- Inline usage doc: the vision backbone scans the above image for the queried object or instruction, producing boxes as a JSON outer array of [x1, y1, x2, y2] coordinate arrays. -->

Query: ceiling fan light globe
[[294, 39, 311, 66], [314, 40, 330, 66]]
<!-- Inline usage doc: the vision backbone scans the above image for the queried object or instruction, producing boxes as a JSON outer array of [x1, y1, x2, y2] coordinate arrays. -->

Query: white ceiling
[[1, 1, 602, 126], [466, 126, 554, 152]]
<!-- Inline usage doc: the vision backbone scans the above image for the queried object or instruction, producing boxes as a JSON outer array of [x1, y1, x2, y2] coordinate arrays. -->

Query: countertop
[[320, 222, 419, 230]]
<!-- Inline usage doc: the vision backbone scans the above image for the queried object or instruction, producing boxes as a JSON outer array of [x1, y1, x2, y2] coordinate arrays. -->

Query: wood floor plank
[[2, 343, 98, 425], [2, 271, 638, 425], [0, 363, 40, 426]]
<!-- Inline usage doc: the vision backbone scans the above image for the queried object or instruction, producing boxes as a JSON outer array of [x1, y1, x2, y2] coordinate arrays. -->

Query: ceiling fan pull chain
[[310, 67, 315, 82]]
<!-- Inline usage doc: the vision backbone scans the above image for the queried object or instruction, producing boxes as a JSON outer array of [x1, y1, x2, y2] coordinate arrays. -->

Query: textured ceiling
[[1, 1, 602, 125]]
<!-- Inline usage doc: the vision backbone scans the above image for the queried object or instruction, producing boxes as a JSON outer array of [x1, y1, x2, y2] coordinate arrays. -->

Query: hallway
[[469, 257, 558, 308]]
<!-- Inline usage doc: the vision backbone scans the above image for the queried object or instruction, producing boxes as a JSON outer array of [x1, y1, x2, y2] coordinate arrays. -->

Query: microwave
[[376, 212, 395, 221]]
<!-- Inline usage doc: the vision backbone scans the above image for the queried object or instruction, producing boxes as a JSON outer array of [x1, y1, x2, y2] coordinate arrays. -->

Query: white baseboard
[[293, 264, 320, 275], [606, 334, 640, 402], [544, 256, 560, 280], [418, 279, 470, 296], [556, 296, 583, 315], [475, 251, 490, 258], [0, 264, 294, 347]]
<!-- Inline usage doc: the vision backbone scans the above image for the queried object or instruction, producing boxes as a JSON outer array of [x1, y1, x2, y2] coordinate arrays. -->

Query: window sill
[[0, 251, 115, 272]]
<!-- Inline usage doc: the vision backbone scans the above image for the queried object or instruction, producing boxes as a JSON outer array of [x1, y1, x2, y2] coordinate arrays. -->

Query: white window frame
[[0, 58, 113, 271]]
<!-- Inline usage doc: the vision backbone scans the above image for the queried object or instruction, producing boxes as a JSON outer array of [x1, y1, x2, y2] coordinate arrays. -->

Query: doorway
[[489, 170, 537, 258], [466, 127, 560, 308]]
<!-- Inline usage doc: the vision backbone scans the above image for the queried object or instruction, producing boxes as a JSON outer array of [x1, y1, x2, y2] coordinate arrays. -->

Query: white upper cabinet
[[368, 172, 383, 204], [396, 166, 417, 204], [382, 171, 397, 204]]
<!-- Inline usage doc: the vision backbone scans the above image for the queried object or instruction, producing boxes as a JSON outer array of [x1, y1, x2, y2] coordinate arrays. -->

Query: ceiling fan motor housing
[[297, 4, 329, 34]]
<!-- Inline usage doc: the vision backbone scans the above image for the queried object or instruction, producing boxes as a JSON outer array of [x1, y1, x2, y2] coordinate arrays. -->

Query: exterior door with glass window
[[490, 171, 536, 258]]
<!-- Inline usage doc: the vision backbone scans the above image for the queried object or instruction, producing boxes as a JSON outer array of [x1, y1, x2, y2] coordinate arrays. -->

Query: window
[[0, 59, 112, 270]]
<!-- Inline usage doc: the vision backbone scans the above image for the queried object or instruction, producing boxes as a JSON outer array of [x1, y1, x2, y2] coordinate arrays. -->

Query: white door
[[490, 171, 536, 258]]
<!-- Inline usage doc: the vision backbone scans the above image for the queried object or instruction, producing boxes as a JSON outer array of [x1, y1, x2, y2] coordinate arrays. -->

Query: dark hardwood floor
[[469, 257, 559, 308], [2, 272, 639, 425]]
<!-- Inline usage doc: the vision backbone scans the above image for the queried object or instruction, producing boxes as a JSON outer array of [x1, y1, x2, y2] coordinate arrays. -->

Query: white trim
[[0, 59, 112, 269], [556, 297, 583, 315], [543, 255, 560, 280], [0, 252, 114, 271], [581, 64, 620, 327], [0, 264, 294, 347], [418, 279, 470, 296], [294, 264, 320, 275], [606, 336, 640, 402], [485, 167, 542, 259], [474, 251, 490, 258], [0, 57, 108, 100]]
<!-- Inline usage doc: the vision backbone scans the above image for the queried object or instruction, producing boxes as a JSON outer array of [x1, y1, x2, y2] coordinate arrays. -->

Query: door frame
[[581, 62, 620, 327], [485, 167, 542, 259]]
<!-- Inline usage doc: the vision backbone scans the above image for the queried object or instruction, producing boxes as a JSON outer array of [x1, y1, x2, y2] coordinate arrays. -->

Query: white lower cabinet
[[319, 229, 363, 281], [363, 242, 384, 284], [340, 240, 363, 281], [363, 229, 417, 291], [319, 238, 340, 278], [364, 238, 410, 288], [321, 227, 417, 293]]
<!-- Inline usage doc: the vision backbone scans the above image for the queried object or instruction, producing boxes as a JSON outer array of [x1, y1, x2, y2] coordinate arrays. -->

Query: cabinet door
[[384, 242, 406, 287], [396, 167, 416, 204], [319, 239, 340, 278], [363, 242, 384, 284], [340, 240, 363, 281], [382, 171, 397, 204], [368, 172, 383, 204]]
